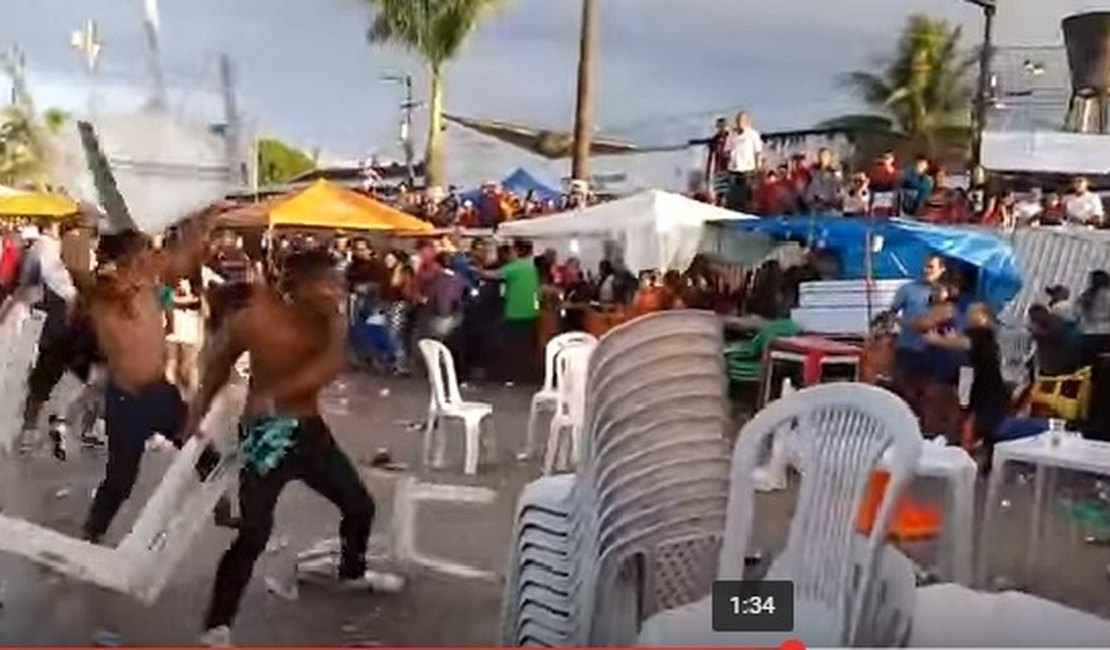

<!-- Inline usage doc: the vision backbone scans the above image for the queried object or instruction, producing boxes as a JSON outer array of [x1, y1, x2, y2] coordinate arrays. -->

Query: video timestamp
[[711, 580, 795, 632]]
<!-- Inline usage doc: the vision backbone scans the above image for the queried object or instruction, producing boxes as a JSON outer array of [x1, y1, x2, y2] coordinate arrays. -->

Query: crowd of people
[[386, 178, 600, 228], [0, 216, 408, 646], [884, 253, 1110, 473], [701, 111, 1109, 227]]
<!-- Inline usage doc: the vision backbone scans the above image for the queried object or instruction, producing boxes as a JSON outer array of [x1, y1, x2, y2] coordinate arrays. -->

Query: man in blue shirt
[[890, 254, 946, 415]]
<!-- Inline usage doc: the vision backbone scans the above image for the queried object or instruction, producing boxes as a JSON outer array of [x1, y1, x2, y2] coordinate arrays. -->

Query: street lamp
[[382, 73, 424, 186], [964, 0, 997, 169]]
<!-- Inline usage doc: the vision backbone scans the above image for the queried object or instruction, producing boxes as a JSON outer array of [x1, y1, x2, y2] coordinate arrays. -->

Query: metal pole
[[403, 74, 416, 186], [571, 0, 598, 183], [971, 3, 996, 169]]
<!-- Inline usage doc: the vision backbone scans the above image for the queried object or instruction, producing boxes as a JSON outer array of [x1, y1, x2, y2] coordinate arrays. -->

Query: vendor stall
[[212, 179, 433, 233], [0, 187, 80, 218]]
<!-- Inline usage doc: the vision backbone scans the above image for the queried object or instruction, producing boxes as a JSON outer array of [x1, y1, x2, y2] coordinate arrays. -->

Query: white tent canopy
[[497, 190, 755, 272]]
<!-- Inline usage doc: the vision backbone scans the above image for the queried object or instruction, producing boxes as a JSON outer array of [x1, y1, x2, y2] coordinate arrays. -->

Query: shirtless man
[[185, 249, 401, 646], [77, 225, 231, 543]]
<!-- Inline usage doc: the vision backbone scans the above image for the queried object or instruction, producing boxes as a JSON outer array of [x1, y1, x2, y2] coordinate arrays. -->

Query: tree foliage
[[256, 137, 316, 186], [364, 0, 501, 188], [0, 50, 63, 187], [838, 14, 975, 141]]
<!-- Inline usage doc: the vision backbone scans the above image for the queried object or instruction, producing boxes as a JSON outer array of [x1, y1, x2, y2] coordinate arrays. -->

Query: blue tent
[[728, 216, 1023, 312], [460, 167, 561, 204]]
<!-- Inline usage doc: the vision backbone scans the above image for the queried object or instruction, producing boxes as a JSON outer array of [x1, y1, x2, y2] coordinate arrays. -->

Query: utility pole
[[219, 54, 247, 187], [383, 73, 423, 187], [571, 0, 598, 183], [70, 20, 103, 118], [141, 0, 167, 109], [4, 45, 26, 105], [966, 0, 997, 169]]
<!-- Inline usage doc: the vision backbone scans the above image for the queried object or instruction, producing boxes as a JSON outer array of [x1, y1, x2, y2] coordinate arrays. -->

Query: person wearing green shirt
[[484, 240, 540, 383]]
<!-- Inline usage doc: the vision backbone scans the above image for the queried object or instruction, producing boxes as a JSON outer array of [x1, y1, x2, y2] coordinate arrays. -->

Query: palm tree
[[364, 0, 500, 189], [571, 0, 598, 182], [838, 14, 975, 145], [0, 50, 49, 187]]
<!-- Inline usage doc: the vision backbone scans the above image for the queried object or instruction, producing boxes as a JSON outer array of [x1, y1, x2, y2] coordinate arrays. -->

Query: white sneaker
[[338, 569, 405, 593], [145, 433, 174, 452], [199, 625, 232, 647]]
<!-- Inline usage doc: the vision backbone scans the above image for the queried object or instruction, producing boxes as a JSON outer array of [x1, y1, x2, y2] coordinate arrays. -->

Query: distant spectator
[[1028, 303, 1083, 376], [900, 155, 934, 216], [1045, 284, 1075, 320], [803, 148, 842, 214], [1014, 187, 1044, 225], [980, 189, 1015, 228], [787, 154, 810, 189], [842, 172, 871, 216], [1036, 192, 1067, 226], [724, 111, 763, 211], [755, 169, 795, 215], [919, 170, 966, 224], [868, 151, 900, 216], [703, 117, 731, 203], [1065, 176, 1104, 226], [966, 165, 997, 221]]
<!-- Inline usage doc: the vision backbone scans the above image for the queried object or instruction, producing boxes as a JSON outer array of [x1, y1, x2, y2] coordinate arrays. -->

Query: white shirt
[[725, 129, 763, 173], [1014, 199, 1043, 222], [1065, 191, 1104, 224], [843, 188, 871, 215], [29, 235, 78, 304]]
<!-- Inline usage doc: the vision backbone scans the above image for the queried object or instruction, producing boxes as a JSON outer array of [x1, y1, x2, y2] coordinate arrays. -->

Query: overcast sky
[[0, 0, 1104, 158]]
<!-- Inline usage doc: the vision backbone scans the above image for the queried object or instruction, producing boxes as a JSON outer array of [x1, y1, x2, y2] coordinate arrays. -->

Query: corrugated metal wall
[[1001, 227, 1110, 325]]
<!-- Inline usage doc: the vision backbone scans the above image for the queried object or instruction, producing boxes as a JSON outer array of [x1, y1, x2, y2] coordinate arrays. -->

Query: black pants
[[84, 379, 188, 541], [26, 315, 98, 409], [500, 318, 538, 384], [204, 416, 374, 629], [1083, 334, 1110, 441], [726, 171, 754, 212]]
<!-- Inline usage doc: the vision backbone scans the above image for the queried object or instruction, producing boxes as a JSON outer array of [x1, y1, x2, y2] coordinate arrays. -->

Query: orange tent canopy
[[269, 179, 432, 232]]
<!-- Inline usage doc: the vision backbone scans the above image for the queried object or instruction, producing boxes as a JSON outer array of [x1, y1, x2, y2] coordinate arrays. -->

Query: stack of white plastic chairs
[[501, 311, 730, 646], [0, 304, 44, 456]]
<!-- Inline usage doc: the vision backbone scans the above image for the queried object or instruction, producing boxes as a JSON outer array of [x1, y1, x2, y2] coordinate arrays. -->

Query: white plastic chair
[[637, 383, 924, 647], [0, 308, 44, 456], [418, 338, 496, 475], [543, 343, 594, 474], [523, 332, 597, 460]]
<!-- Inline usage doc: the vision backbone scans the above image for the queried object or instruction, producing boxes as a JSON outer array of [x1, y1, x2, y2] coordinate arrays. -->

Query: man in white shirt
[[724, 111, 763, 212], [1065, 176, 1105, 226]]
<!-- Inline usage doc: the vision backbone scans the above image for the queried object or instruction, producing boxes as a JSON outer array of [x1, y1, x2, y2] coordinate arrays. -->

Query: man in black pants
[[185, 250, 402, 646], [78, 228, 235, 543], [0, 222, 99, 460]]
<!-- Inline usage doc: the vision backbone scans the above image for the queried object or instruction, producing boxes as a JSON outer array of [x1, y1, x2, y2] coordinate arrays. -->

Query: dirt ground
[[0, 371, 1108, 646]]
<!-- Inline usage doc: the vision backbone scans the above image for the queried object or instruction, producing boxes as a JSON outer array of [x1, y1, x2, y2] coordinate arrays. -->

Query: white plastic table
[[978, 432, 1110, 586], [885, 440, 977, 586], [912, 583, 1110, 647]]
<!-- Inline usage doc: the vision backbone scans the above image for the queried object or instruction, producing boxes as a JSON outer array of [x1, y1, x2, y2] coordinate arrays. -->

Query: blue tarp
[[728, 216, 1023, 312], [460, 167, 561, 204]]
